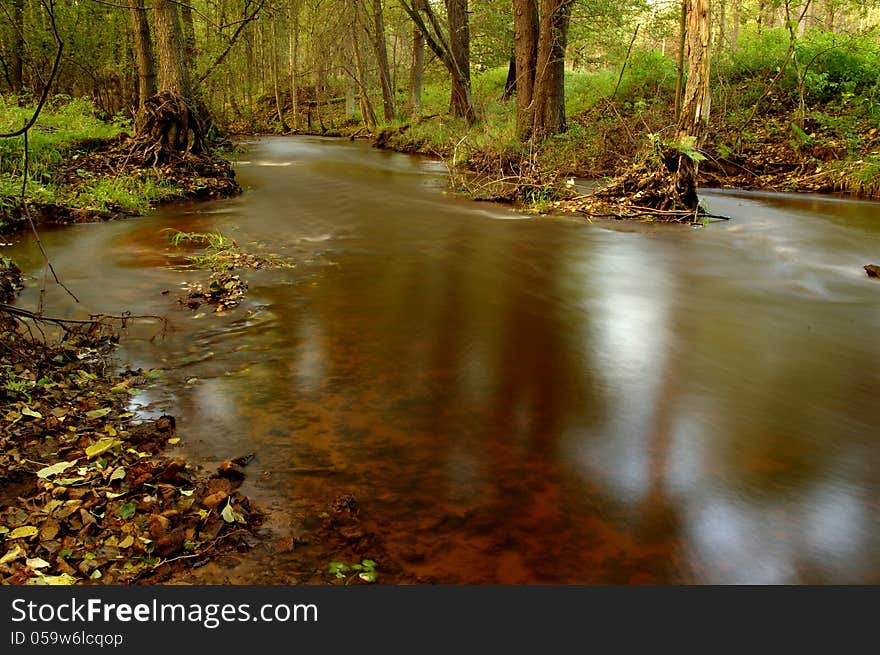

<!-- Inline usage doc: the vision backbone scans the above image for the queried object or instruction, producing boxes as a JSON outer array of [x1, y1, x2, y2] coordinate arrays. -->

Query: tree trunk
[[674, 0, 687, 122], [400, 0, 476, 124], [181, 1, 196, 63], [288, 2, 300, 131], [353, 22, 378, 129], [128, 0, 157, 127], [152, 0, 192, 98], [513, 0, 538, 136], [446, 0, 472, 121], [143, 0, 202, 156], [10, 0, 24, 95], [672, 0, 712, 210], [530, 0, 571, 140], [271, 13, 289, 132], [598, 0, 711, 216], [408, 28, 424, 118], [371, 0, 396, 121], [732, 0, 740, 48]]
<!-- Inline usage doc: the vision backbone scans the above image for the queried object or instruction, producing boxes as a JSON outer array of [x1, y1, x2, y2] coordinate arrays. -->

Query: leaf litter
[[0, 313, 262, 585]]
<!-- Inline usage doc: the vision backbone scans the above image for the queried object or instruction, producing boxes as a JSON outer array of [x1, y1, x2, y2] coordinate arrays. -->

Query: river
[[6, 136, 879, 583]]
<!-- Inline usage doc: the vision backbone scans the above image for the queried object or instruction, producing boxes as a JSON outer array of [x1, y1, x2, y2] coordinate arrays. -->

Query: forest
[[0, 1, 879, 586]]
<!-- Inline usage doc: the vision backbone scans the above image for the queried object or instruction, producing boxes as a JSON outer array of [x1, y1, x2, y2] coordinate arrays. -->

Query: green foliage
[[328, 559, 378, 584], [717, 28, 880, 110]]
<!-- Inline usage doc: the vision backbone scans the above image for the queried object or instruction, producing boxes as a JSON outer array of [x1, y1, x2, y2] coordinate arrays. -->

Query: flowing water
[[6, 136, 880, 583]]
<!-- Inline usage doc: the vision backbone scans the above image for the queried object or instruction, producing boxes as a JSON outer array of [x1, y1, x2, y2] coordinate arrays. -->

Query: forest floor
[[0, 117, 265, 584]]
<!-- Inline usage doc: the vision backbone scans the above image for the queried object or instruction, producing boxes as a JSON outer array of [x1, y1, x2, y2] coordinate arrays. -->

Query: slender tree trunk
[[370, 0, 396, 121], [128, 0, 157, 127], [401, 0, 476, 123], [10, 0, 24, 95], [446, 0, 472, 120], [288, 2, 300, 131], [152, 0, 192, 98], [353, 23, 378, 129], [514, 0, 538, 136], [732, 0, 740, 48], [674, 0, 687, 122], [346, 50, 357, 120], [718, 0, 726, 49], [530, 0, 571, 139], [408, 28, 424, 118], [271, 13, 289, 131]]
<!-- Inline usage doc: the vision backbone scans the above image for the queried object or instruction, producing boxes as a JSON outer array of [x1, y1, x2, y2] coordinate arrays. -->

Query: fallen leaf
[[0, 546, 24, 564], [26, 573, 77, 585], [36, 461, 76, 479], [7, 526, 39, 539], [118, 503, 136, 520], [118, 535, 134, 549], [85, 438, 120, 459], [26, 557, 51, 570], [21, 406, 43, 419], [109, 467, 126, 482], [85, 408, 112, 419]]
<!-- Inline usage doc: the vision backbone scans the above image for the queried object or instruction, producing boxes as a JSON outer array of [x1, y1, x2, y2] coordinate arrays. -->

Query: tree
[[127, 0, 157, 127], [514, 0, 572, 141], [370, 0, 396, 121], [672, 0, 712, 210], [513, 0, 538, 133], [408, 25, 425, 117], [139, 0, 202, 156], [597, 0, 712, 216], [152, 0, 192, 98], [10, 0, 24, 95], [400, 0, 476, 123]]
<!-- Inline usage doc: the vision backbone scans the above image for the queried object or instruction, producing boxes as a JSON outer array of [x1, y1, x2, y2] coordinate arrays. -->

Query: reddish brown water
[[7, 137, 880, 583]]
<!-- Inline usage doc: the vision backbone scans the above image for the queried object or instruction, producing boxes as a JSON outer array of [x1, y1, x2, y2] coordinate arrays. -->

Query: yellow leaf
[[36, 460, 76, 479], [0, 546, 24, 564], [118, 535, 134, 549], [7, 526, 39, 539], [26, 573, 77, 585], [85, 438, 121, 459]]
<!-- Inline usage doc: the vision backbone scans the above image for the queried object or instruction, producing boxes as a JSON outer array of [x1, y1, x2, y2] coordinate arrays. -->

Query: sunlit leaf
[[85, 438, 120, 459], [118, 503, 136, 520], [27, 573, 77, 585], [7, 526, 39, 539], [21, 406, 43, 419], [0, 546, 24, 564], [36, 460, 76, 479]]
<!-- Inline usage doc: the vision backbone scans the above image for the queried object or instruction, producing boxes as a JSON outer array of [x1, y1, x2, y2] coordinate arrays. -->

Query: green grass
[[0, 96, 183, 223]]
